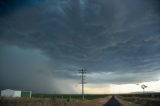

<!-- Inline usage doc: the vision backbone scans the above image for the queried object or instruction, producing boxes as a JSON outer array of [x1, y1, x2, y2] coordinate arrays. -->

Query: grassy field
[[115, 93, 160, 106], [32, 94, 109, 100], [0, 96, 111, 106], [1, 93, 160, 106]]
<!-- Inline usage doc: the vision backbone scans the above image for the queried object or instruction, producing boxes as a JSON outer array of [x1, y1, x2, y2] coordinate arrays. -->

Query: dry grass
[[115, 96, 138, 106], [115, 96, 160, 106], [0, 96, 111, 106]]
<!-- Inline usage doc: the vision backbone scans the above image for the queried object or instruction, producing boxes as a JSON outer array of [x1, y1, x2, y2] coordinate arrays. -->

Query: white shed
[[1, 89, 21, 97]]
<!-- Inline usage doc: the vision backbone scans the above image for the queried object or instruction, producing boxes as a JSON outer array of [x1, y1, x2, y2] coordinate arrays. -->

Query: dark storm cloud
[[0, 0, 160, 92], [0, 44, 78, 93], [0, 0, 32, 15]]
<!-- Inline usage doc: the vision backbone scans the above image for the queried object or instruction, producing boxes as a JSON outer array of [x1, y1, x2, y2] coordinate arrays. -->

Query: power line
[[78, 69, 87, 100]]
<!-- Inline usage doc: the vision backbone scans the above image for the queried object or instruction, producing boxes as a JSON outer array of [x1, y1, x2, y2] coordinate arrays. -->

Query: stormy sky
[[0, 0, 160, 93]]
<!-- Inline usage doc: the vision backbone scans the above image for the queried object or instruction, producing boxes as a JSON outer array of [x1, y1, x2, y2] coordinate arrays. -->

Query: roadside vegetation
[[116, 94, 160, 106], [0, 95, 111, 106]]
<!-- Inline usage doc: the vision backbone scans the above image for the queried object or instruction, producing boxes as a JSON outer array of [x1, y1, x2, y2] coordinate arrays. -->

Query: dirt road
[[103, 96, 122, 106]]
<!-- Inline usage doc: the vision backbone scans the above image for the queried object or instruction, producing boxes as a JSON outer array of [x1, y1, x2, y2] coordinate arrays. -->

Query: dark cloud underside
[[0, 0, 160, 93]]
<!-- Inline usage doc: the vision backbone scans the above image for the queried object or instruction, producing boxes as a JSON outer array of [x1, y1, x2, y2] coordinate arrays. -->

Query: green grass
[[32, 94, 108, 100]]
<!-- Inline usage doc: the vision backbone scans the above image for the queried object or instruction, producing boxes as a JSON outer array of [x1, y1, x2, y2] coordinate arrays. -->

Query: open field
[[115, 93, 160, 106], [32, 94, 110, 100], [0, 95, 111, 106], [1, 93, 160, 106]]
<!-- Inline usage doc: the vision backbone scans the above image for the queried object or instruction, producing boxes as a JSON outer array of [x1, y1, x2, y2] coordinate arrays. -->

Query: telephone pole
[[79, 69, 87, 100]]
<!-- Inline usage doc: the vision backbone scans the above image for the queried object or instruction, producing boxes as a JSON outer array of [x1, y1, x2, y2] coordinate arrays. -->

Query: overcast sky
[[0, 0, 160, 94]]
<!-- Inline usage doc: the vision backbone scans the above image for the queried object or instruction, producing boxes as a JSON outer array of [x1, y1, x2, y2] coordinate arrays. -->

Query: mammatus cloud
[[0, 0, 160, 93]]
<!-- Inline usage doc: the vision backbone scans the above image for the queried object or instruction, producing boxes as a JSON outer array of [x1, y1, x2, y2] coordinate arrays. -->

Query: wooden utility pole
[[79, 69, 87, 100]]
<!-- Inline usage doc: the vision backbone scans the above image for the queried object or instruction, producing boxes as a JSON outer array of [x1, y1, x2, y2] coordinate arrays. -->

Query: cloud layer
[[0, 0, 160, 93]]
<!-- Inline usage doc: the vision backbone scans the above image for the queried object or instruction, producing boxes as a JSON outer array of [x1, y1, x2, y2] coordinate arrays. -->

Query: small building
[[1, 89, 21, 97], [1, 89, 32, 98]]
